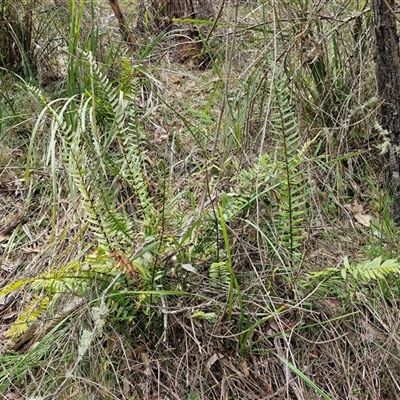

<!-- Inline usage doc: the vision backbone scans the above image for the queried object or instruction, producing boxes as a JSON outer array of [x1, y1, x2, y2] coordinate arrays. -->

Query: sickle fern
[[5, 52, 160, 340], [270, 76, 308, 269], [220, 74, 309, 271], [30, 51, 156, 249]]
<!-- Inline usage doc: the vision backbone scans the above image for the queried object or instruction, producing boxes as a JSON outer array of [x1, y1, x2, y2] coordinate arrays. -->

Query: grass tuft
[[1, 1, 400, 399]]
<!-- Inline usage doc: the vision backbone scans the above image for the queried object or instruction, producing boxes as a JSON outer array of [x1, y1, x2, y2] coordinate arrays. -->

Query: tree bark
[[137, 0, 214, 33], [149, 0, 214, 30], [108, 0, 137, 51], [136, 0, 214, 67], [372, 0, 400, 221]]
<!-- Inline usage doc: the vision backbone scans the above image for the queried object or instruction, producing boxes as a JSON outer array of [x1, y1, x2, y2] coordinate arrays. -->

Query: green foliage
[[0, 0, 34, 75], [8, 52, 176, 346], [274, 352, 334, 400], [209, 261, 230, 288], [26, 51, 156, 247], [2, 1, 398, 398], [0, 247, 118, 339], [0, 328, 68, 394], [191, 310, 217, 324], [305, 256, 400, 303], [343, 256, 400, 282], [6, 295, 50, 339], [220, 74, 309, 269], [220, 154, 277, 222], [269, 76, 308, 266], [218, 206, 243, 325]]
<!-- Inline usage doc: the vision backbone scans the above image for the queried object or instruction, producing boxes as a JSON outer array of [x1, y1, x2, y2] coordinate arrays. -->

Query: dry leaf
[[21, 247, 41, 253], [0, 232, 9, 242], [316, 296, 342, 317], [170, 76, 183, 84], [351, 200, 363, 214], [181, 263, 197, 273], [241, 359, 250, 378], [354, 213, 371, 227], [4, 392, 20, 400], [269, 318, 279, 332], [141, 352, 151, 376], [2, 311, 18, 320], [207, 353, 222, 369], [220, 357, 244, 377], [109, 248, 140, 280]]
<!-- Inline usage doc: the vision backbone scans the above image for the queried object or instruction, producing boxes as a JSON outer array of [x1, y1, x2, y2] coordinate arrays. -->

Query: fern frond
[[306, 256, 400, 294], [51, 52, 155, 247], [6, 296, 50, 339], [0, 278, 35, 296], [116, 83, 156, 234], [210, 261, 230, 288], [220, 154, 277, 222], [269, 75, 309, 266], [1, 247, 122, 339], [217, 75, 310, 271], [345, 256, 400, 282]]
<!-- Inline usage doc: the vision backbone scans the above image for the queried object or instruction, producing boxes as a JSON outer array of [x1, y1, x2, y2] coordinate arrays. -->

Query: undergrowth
[[1, 1, 400, 399]]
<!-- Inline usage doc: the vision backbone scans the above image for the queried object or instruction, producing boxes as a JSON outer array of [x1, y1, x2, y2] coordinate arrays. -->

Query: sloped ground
[[2, 1, 400, 399]]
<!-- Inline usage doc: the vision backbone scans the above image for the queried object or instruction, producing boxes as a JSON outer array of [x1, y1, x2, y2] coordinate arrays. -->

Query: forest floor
[[1, 1, 400, 399]]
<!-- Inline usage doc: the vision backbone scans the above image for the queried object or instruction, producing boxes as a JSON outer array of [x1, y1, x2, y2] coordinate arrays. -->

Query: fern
[[14, 52, 162, 341], [83, 52, 156, 237], [118, 82, 156, 234], [209, 261, 230, 288], [0, 248, 120, 339], [270, 76, 308, 266], [306, 256, 400, 298], [342, 256, 400, 282], [29, 51, 158, 249], [218, 74, 309, 270], [220, 154, 277, 222], [6, 296, 50, 339]]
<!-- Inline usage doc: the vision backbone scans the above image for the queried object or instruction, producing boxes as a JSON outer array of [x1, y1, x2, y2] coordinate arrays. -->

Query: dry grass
[[1, 1, 400, 399]]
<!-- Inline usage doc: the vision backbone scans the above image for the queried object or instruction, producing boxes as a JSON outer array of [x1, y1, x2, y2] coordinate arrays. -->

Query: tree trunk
[[108, 0, 137, 50], [148, 0, 214, 31], [136, 0, 214, 66], [372, 0, 400, 221]]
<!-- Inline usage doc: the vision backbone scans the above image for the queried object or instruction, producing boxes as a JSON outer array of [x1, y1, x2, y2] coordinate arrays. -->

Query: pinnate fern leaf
[[6, 296, 50, 339], [344, 256, 400, 282]]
